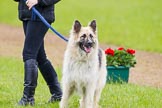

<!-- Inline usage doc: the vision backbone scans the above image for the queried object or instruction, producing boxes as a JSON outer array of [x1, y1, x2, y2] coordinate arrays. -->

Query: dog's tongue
[[84, 47, 91, 53]]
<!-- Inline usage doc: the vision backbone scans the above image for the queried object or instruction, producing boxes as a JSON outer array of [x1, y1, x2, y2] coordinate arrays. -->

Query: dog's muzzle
[[79, 41, 94, 53]]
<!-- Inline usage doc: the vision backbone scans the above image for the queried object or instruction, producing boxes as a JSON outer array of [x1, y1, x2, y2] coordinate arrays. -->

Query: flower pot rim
[[107, 66, 130, 69]]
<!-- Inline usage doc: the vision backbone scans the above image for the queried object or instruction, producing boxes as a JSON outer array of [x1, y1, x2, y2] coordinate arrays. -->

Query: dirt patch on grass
[[0, 24, 162, 88]]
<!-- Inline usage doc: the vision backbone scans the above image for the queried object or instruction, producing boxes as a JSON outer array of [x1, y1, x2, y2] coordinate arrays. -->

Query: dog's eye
[[89, 34, 93, 38], [81, 34, 86, 38]]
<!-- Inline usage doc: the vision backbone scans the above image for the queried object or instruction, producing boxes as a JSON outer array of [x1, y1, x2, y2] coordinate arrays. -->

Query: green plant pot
[[107, 66, 130, 83]]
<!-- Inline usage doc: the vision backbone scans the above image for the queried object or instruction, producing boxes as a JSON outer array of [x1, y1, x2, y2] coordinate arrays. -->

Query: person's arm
[[38, 0, 61, 6]]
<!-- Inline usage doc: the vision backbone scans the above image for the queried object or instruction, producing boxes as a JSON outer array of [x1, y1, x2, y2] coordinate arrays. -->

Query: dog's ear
[[73, 20, 81, 33], [89, 20, 96, 32]]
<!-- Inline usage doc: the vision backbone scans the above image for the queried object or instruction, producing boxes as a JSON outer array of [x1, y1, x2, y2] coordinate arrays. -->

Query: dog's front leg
[[84, 84, 96, 108], [94, 88, 102, 108], [80, 95, 86, 108], [60, 82, 74, 108]]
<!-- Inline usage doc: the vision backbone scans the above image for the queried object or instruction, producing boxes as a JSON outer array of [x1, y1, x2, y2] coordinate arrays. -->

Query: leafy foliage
[[105, 47, 136, 67]]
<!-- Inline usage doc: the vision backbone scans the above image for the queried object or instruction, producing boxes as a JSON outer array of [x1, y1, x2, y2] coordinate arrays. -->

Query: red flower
[[118, 47, 124, 50], [105, 48, 114, 56], [126, 49, 135, 55]]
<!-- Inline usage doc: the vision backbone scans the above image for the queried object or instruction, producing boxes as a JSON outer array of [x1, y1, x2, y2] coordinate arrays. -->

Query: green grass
[[0, 0, 162, 53], [56, 0, 162, 53], [0, 57, 162, 108], [0, 1, 20, 25]]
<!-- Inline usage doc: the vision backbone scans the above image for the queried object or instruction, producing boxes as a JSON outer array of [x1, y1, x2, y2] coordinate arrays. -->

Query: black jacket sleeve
[[13, 0, 20, 2], [38, 0, 60, 6]]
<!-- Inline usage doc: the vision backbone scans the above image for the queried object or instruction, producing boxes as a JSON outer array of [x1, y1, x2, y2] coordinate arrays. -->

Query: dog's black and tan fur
[[60, 20, 107, 108]]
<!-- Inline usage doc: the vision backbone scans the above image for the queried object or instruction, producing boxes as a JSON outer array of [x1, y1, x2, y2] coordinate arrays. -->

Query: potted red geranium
[[105, 47, 136, 83]]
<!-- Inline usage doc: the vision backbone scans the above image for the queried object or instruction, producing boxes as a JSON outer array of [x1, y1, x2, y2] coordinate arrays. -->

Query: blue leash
[[31, 7, 68, 42], [23, 0, 69, 42]]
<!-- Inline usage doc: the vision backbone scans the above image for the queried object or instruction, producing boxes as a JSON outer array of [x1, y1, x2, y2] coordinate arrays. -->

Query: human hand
[[26, 0, 38, 10]]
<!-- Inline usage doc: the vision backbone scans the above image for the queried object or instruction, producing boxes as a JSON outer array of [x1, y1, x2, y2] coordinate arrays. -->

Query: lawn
[[0, 0, 162, 53], [0, 57, 162, 108]]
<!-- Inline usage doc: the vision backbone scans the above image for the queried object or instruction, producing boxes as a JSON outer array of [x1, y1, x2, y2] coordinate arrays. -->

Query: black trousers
[[22, 20, 49, 65], [22, 20, 62, 96]]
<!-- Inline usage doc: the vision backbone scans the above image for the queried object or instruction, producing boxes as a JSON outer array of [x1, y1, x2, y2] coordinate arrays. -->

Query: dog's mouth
[[83, 45, 91, 53], [79, 42, 94, 53]]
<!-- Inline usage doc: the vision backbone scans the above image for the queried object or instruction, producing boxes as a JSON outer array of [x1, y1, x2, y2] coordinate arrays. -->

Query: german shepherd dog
[[60, 20, 107, 108]]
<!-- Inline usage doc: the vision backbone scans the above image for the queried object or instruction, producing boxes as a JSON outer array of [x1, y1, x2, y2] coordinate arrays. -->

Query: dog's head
[[70, 20, 98, 54]]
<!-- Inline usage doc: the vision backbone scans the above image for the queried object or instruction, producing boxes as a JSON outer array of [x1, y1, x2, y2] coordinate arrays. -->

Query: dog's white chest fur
[[63, 53, 98, 85]]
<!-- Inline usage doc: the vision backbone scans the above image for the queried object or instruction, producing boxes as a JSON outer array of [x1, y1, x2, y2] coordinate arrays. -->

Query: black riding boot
[[18, 59, 38, 106], [38, 60, 62, 102]]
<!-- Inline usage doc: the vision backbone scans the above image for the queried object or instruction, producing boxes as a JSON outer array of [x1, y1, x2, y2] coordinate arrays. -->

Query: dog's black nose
[[87, 38, 93, 44], [85, 41, 93, 47], [88, 42, 93, 46]]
